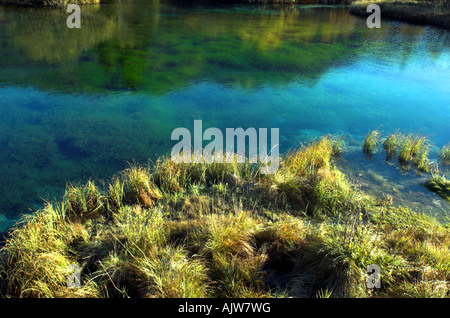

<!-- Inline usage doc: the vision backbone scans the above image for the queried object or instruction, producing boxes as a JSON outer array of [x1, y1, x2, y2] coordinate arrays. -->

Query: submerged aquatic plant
[[363, 128, 382, 159]]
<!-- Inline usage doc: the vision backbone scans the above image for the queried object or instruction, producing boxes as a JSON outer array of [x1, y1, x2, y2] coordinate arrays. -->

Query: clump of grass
[[425, 173, 450, 203], [391, 277, 448, 298], [439, 145, 450, 168], [190, 210, 268, 297], [132, 245, 210, 298], [152, 157, 192, 193], [108, 178, 125, 210], [93, 250, 139, 297], [122, 166, 162, 207], [378, 130, 433, 172], [267, 137, 368, 219], [363, 128, 382, 159], [290, 222, 408, 297], [113, 205, 168, 252], [200, 211, 258, 259], [255, 215, 308, 255], [151, 153, 260, 194], [283, 137, 335, 175], [0, 204, 99, 297], [312, 167, 364, 218], [254, 215, 309, 272], [383, 131, 404, 160], [64, 181, 107, 221], [398, 133, 432, 172]]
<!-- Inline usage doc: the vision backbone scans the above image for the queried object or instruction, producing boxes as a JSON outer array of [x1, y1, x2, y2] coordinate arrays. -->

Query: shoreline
[[0, 0, 99, 7], [349, 1, 450, 29], [1, 0, 449, 30]]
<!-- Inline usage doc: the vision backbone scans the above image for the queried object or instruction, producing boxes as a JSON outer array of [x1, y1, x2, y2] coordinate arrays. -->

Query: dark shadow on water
[[57, 138, 90, 160]]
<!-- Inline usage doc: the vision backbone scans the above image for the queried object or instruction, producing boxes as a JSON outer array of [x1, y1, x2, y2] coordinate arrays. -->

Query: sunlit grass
[[363, 128, 382, 159], [1, 135, 448, 298], [64, 181, 107, 221], [398, 133, 432, 172], [383, 131, 404, 159], [368, 129, 434, 172], [425, 173, 450, 203]]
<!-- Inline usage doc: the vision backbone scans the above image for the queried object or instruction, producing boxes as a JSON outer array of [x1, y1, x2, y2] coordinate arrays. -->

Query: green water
[[0, 2, 449, 230]]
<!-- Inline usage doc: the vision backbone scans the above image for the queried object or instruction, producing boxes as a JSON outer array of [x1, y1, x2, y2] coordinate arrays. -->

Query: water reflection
[[1, 2, 448, 94]]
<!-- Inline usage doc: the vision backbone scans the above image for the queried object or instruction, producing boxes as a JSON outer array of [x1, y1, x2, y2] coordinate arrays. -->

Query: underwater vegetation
[[0, 136, 448, 298]]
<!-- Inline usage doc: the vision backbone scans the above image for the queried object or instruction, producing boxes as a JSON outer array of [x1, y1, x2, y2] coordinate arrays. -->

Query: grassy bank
[[0, 0, 99, 7], [2, 0, 450, 31], [0, 136, 448, 298]]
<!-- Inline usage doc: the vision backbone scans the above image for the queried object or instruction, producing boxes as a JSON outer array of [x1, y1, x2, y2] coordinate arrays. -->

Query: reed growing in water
[[425, 173, 450, 203], [363, 128, 382, 159], [365, 129, 434, 172]]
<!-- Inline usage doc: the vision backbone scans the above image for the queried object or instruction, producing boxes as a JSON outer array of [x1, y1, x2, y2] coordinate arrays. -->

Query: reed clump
[[425, 173, 450, 203], [0, 136, 448, 298], [364, 129, 434, 172], [398, 133, 432, 172], [363, 128, 382, 159]]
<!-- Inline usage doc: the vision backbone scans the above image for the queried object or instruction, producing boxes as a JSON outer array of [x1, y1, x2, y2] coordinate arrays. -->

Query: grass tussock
[[0, 136, 449, 298], [425, 173, 450, 203], [363, 128, 382, 159]]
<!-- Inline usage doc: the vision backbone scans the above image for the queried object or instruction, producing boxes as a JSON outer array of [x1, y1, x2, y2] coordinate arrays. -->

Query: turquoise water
[[0, 2, 449, 231]]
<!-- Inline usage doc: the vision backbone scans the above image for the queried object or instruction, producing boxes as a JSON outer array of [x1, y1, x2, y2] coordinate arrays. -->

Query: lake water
[[0, 2, 449, 231]]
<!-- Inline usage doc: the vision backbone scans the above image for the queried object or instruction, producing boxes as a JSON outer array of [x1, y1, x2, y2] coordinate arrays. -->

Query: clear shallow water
[[0, 2, 449, 230]]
